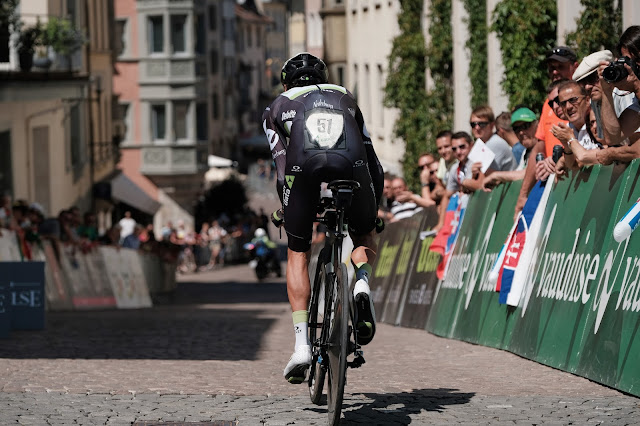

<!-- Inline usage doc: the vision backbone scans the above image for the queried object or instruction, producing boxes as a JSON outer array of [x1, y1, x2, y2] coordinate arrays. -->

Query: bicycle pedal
[[348, 355, 366, 369]]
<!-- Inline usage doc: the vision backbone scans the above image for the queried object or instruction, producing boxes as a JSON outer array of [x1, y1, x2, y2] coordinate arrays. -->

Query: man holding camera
[[596, 26, 640, 164]]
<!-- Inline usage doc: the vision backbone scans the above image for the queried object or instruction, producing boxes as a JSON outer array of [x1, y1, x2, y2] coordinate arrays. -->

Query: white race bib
[[305, 110, 344, 148]]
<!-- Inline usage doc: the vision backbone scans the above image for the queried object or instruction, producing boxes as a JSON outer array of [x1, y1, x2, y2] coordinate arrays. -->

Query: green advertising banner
[[396, 211, 440, 329], [424, 160, 640, 397], [379, 211, 429, 324]]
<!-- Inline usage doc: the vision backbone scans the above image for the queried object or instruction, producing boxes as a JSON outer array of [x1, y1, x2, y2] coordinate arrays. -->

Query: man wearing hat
[[483, 108, 539, 192], [572, 50, 614, 143], [514, 46, 579, 220]]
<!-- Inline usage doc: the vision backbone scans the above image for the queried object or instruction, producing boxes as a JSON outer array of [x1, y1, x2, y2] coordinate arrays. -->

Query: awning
[[111, 173, 161, 215], [208, 154, 236, 168]]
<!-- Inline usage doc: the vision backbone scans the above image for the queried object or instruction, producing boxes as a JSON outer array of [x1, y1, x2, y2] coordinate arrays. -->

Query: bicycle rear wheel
[[326, 262, 349, 425], [308, 249, 327, 405]]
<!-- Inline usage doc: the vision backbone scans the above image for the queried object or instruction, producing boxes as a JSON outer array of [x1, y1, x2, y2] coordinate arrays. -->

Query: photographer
[[598, 26, 640, 148]]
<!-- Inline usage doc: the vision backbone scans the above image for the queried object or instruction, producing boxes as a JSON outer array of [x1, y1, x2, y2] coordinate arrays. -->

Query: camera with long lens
[[602, 56, 640, 83]]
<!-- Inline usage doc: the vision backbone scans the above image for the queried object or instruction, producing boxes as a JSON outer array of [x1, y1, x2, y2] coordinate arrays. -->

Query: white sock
[[292, 310, 309, 349], [294, 322, 309, 349]]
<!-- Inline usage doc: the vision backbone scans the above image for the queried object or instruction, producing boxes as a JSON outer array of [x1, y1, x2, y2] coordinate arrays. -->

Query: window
[[0, 20, 9, 63], [223, 57, 234, 78], [171, 15, 187, 53], [151, 104, 166, 140], [174, 101, 189, 140], [212, 93, 219, 119], [256, 27, 261, 47], [247, 26, 252, 48], [337, 66, 344, 87], [148, 16, 164, 54], [195, 13, 205, 54], [208, 5, 217, 31], [114, 19, 126, 57], [196, 103, 208, 141], [210, 49, 219, 74]]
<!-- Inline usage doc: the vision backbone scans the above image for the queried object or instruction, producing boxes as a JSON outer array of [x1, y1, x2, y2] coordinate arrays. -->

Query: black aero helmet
[[281, 52, 328, 88]]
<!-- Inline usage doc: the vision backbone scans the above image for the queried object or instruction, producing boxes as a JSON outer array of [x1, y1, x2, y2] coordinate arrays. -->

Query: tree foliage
[[384, 0, 452, 192], [463, 0, 488, 106], [565, 0, 622, 59], [491, 0, 557, 112]]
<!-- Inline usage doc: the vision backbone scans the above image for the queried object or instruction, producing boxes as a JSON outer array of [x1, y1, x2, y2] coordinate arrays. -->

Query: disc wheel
[[308, 249, 328, 405], [326, 262, 349, 425]]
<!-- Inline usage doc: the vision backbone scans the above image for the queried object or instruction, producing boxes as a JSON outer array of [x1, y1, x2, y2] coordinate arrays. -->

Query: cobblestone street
[[1, 264, 638, 425]]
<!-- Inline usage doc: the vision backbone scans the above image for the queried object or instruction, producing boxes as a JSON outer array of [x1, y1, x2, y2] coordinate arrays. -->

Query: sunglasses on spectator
[[513, 122, 534, 133], [581, 72, 599, 86], [452, 145, 469, 151], [547, 47, 576, 60], [417, 164, 432, 170], [547, 96, 559, 109], [559, 96, 585, 108], [469, 121, 490, 129]]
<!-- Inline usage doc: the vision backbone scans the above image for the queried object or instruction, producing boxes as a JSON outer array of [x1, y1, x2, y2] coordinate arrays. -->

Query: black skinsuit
[[262, 83, 384, 252]]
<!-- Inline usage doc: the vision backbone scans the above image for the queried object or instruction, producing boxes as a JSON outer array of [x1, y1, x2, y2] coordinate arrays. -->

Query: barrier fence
[[0, 233, 176, 337], [353, 160, 640, 397]]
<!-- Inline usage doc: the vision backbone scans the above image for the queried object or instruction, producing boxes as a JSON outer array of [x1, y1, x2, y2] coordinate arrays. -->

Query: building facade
[[0, 0, 119, 225]]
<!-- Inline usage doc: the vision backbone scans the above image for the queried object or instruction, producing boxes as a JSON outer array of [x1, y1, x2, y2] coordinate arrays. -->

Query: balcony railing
[[139, 145, 208, 175]]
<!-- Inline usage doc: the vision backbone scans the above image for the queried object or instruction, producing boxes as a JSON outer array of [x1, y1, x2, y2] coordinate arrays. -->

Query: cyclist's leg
[[348, 158, 380, 345], [281, 156, 321, 383]]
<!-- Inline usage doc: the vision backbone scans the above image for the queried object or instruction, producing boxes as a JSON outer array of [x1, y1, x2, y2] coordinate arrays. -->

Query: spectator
[[0, 193, 11, 228], [378, 177, 395, 222], [547, 81, 597, 173], [123, 224, 144, 249], [434, 132, 476, 231], [161, 221, 174, 241], [483, 108, 539, 191], [207, 220, 227, 268], [469, 105, 518, 173], [415, 153, 437, 207], [599, 26, 640, 144], [435, 130, 456, 186], [573, 50, 615, 143], [99, 224, 122, 246], [514, 46, 578, 220], [139, 224, 155, 243], [118, 211, 136, 242], [428, 161, 445, 205], [496, 111, 525, 164], [77, 212, 99, 241], [389, 177, 423, 221]]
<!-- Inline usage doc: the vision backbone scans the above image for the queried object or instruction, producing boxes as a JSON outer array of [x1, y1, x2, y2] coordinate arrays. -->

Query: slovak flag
[[430, 193, 468, 280], [497, 180, 546, 304]]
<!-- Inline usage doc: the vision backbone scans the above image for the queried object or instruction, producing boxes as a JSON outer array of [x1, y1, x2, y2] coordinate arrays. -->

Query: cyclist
[[262, 52, 384, 383]]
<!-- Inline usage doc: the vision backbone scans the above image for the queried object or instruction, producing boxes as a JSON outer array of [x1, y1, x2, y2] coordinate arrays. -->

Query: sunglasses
[[580, 72, 599, 86], [547, 96, 559, 109], [559, 96, 585, 108], [452, 145, 468, 152], [513, 121, 534, 133], [417, 164, 432, 170], [547, 47, 576, 60], [469, 121, 489, 129]]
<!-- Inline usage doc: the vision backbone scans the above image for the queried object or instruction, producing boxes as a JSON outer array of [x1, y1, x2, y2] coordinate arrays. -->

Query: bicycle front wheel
[[326, 262, 349, 425]]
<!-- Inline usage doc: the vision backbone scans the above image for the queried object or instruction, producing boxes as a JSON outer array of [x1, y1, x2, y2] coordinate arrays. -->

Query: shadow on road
[[170, 281, 288, 304], [0, 280, 289, 361], [305, 388, 475, 425]]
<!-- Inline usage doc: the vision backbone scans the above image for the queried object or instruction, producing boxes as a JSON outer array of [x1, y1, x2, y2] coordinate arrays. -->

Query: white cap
[[572, 50, 613, 82]]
